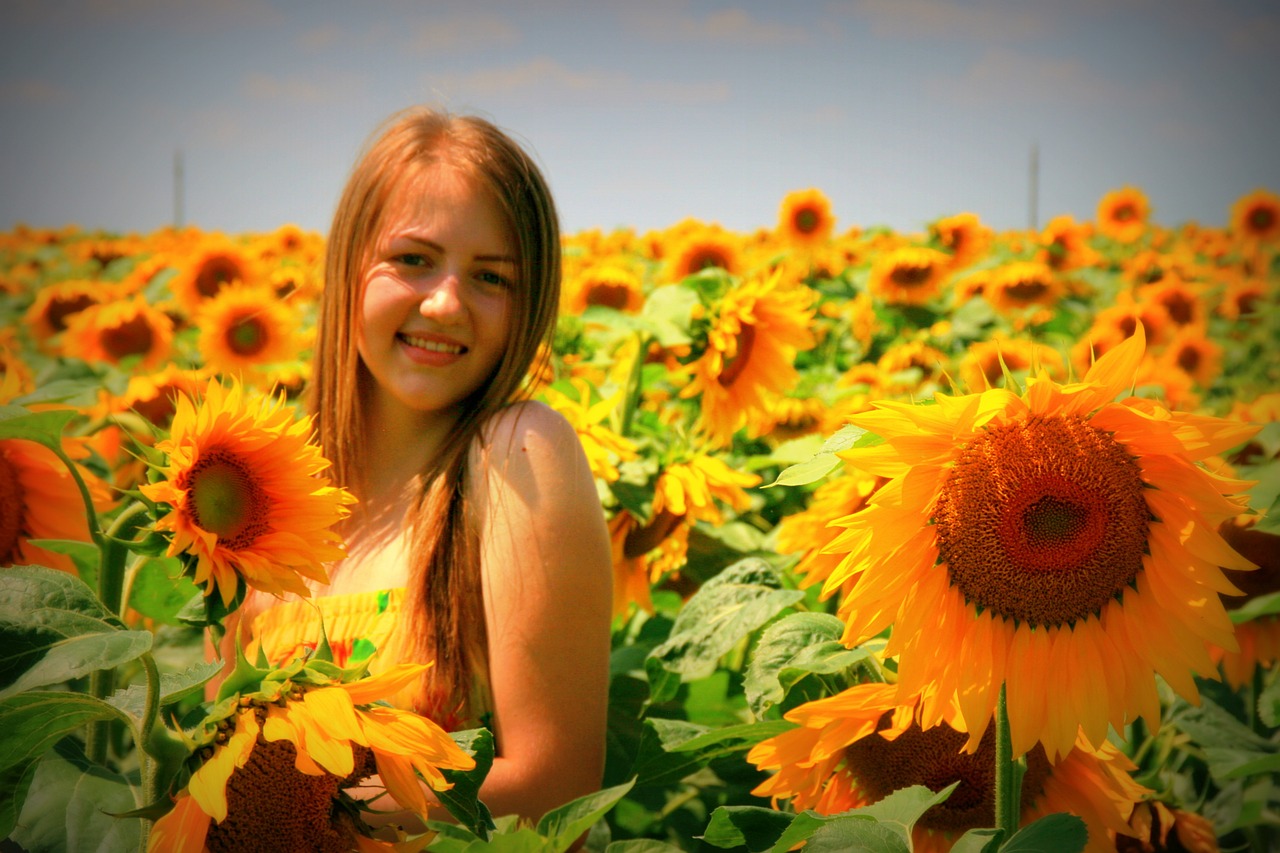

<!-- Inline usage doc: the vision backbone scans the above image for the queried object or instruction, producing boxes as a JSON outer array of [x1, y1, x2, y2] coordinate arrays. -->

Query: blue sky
[[2, 0, 1278, 239]]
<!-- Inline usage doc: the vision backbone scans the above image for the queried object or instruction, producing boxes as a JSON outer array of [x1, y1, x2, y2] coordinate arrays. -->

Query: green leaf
[[1172, 698, 1280, 781], [802, 817, 910, 853], [436, 728, 497, 839], [1230, 589, 1280, 624], [536, 778, 636, 852], [762, 785, 956, 853], [999, 813, 1087, 853], [0, 405, 78, 449], [761, 425, 874, 489], [948, 828, 1002, 853], [0, 566, 152, 699], [458, 827, 547, 852], [105, 660, 223, 722], [604, 841, 687, 853], [0, 756, 39, 842], [24, 539, 100, 589], [127, 557, 203, 625], [9, 742, 142, 853], [700, 805, 793, 851], [744, 612, 869, 717], [632, 718, 793, 787], [647, 558, 804, 682]]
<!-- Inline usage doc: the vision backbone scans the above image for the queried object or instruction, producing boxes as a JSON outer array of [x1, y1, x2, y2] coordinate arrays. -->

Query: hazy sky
[[3, 0, 1278, 239]]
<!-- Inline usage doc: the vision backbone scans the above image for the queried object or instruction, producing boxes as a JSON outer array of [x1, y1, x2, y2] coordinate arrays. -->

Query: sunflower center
[[1248, 206, 1275, 233], [181, 448, 271, 549], [718, 323, 756, 387], [1162, 293, 1195, 325], [933, 415, 1149, 627], [1114, 204, 1136, 223], [844, 717, 1051, 833], [1004, 279, 1049, 303], [691, 249, 730, 272], [101, 315, 155, 361], [794, 207, 821, 235], [197, 255, 244, 299], [226, 315, 268, 356], [0, 451, 24, 565], [890, 263, 933, 287], [585, 282, 632, 311], [1175, 344, 1201, 375], [46, 294, 97, 333]]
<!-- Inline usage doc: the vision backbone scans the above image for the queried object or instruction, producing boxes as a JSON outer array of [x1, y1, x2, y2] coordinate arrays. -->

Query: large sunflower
[[822, 327, 1258, 761], [61, 294, 175, 370], [929, 212, 992, 270], [140, 378, 354, 606], [777, 188, 835, 250], [681, 271, 816, 447], [22, 279, 110, 348], [148, 661, 474, 853], [1097, 186, 1151, 244], [748, 684, 1146, 853], [194, 282, 301, 378], [983, 260, 1063, 317], [565, 261, 646, 314], [170, 235, 261, 317], [665, 225, 745, 281]]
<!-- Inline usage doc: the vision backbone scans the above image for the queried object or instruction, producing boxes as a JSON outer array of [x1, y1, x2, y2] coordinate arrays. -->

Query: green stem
[[620, 332, 649, 438], [994, 682, 1021, 844]]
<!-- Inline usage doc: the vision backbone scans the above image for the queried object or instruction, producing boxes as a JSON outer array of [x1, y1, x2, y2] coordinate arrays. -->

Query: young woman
[[220, 107, 613, 828]]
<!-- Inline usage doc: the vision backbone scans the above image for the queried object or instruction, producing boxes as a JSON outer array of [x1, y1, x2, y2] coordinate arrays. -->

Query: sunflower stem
[[620, 332, 649, 438], [994, 682, 1021, 845]]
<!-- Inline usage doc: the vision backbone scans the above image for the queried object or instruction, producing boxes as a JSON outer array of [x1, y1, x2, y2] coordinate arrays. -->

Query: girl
[[220, 107, 613, 828]]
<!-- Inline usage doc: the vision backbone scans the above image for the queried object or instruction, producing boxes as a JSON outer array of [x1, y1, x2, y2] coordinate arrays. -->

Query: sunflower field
[[1, 184, 1279, 853]]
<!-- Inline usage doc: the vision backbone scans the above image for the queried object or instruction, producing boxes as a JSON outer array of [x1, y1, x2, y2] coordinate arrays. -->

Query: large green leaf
[[0, 566, 153, 698], [699, 805, 793, 851], [761, 425, 875, 489], [105, 660, 223, 722], [801, 818, 909, 853], [536, 778, 636, 853], [744, 611, 869, 718], [126, 556, 203, 625], [435, 728, 496, 839], [999, 813, 1087, 853], [647, 558, 803, 682], [0, 405, 78, 450], [1171, 697, 1280, 781], [9, 742, 142, 853], [632, 718, 793, 787]]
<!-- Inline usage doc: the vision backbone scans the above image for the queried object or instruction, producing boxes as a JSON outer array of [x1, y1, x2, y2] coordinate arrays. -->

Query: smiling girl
[[220, 107, 612, 831]]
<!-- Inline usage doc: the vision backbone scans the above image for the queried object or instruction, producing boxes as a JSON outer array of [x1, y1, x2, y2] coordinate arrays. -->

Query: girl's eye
[[394, 253, 430, 268], [476, 269, 513, 289]]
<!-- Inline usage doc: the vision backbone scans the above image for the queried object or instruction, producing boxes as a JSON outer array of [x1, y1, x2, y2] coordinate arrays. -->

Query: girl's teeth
[[403, 335, 463, 354]]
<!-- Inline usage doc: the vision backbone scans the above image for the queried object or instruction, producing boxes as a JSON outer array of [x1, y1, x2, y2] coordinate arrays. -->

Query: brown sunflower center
[[933, 415, 1149, 627], [794, 207, 821, 235], [585, 282, 633, 311], [226, 314, 268, 356], [1248, 205, 1275, 233], [196, 254, 245, 299], [101, 314, 156, 361], [180, 448, 271, 550], [844, 717, 1051, 833], [689, 249, 731, 272], [45, 294, 96, 333], [0, 451, 25, 565], [1113, 204, 1137, 223], [1004, 279, 1049, 304], [1161, 293, 1195, 325], [890, 263, 933, 287], [1175, 344, 1201, 375], [718, 323, 756, 387]]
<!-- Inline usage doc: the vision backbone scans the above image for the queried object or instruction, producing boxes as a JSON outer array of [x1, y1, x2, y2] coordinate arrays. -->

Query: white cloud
[[925, 48, 1133, 106], [404, 13, 522, 53], [621, 1, 808, 45], [848, 0, 1051, 41], [429, 56, 730, 105]]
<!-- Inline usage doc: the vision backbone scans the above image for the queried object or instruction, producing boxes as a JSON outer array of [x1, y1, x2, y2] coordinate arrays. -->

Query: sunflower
[[867, 246, 951, 306], [1097, 186, 1151, 244], [956, 335, 1065, 393], [565, 261, 646, 314], [22, 279, 110, 348], [876, 339, 948, 393], [0, 334, 35, 398], [608, 511, 654, 617], [148, 661, 474, 853], [540, 379, 638, 482], [777, 188, 835, 250], [1215, 271, 1269, 322], [665, 225, 745, 281], [983, 260, 1063, 317], [681, 271, 816, 447], [140, 378, 354, 606], [652, 453, 760, 525], [748, 684, 1146, 853], [194, 282, 301, 378], [1118, 801, 1219, 853], [1157, 326, 1222, 387], [1229, 188, 1280, 243], [1038, 214, 1094, 272], [1209, 520, 1280, 689], [929, 212, 992, 270], [823, 327, 1258, 761], [778, 466, 886, 599], [170, 235, 260, 316], [61, 294, 175, 370]]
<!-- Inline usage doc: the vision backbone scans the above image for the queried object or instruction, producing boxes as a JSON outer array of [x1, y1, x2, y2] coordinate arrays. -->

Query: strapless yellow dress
[[247, 588, 492, 731]]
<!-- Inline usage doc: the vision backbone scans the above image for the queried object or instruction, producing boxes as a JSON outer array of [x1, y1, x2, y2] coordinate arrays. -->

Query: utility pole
[[1028, 141, 1039, 232], [174, 149, 185, 228]]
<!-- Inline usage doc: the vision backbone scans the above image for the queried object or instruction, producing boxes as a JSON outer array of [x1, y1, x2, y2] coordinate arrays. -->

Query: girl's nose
[[419, 274, 465, 322]]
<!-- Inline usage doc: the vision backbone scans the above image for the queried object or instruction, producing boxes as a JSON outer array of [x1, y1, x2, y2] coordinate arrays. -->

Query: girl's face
[[357, 165, 515, 424]]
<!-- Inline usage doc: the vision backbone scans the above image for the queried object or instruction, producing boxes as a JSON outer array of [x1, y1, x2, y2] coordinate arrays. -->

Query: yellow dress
[[248, 588, 492, 732]]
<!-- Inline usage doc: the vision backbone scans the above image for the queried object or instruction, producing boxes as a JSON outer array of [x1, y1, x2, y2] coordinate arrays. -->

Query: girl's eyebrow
[[390, 234, 515, 264]]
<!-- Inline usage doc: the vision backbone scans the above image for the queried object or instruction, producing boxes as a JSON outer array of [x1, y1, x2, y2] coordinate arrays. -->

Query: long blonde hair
[[309, 107, 561, 722]]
